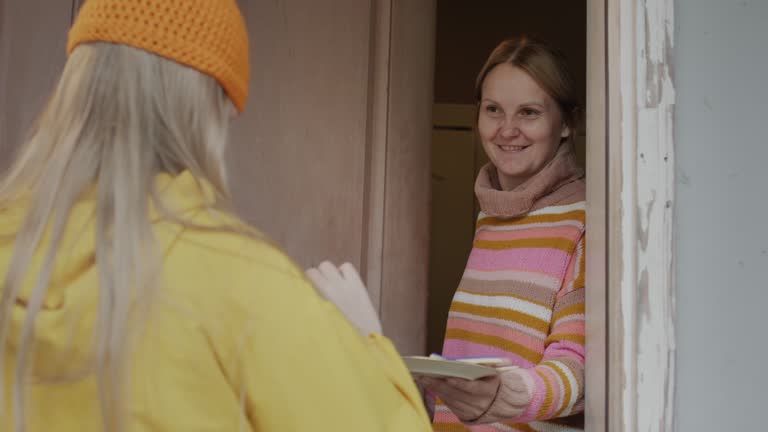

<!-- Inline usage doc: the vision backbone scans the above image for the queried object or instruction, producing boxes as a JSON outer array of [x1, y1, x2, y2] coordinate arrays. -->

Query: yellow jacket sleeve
[[219, 264, 431, 432]]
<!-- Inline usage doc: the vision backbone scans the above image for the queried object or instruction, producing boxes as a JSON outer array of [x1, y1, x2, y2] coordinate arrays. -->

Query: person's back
[[0, 1, 430, 431], [1, 172, 427, 431]]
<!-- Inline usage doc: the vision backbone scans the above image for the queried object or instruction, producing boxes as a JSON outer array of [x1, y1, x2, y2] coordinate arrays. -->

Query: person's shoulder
[[178, 227, 304, 279], [160, 218, 318, 309], [180, 227, 295, 269], [155, 221, 339, 375]]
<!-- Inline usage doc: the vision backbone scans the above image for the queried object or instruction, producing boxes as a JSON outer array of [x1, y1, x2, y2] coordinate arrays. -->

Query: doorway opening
[[426, 0, 588, 355]]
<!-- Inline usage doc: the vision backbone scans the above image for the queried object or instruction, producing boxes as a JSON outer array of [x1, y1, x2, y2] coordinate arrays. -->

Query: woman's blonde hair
[[0, 42, 240, 431]]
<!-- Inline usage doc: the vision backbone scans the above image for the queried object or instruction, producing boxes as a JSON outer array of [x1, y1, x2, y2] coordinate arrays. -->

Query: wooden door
[[228, 0, 374, 269], [224, 0, 436, 354]]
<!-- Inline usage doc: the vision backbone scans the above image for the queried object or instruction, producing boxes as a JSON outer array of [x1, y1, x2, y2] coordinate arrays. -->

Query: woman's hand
[[416, 375, 500, 422], [418, 369, 530, 423], [306, 261, 383, 336]]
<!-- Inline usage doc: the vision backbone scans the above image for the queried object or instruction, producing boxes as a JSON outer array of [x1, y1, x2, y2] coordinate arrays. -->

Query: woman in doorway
[[0, 1, 430, 431], [419, 37, 586, 431]]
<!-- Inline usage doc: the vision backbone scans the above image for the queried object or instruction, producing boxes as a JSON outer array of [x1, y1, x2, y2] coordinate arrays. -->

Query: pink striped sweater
[[433, 144, 586, 431]]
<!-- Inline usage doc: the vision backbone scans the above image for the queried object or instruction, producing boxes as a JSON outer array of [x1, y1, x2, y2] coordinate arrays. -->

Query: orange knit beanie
[[67, 0, 250, 113]]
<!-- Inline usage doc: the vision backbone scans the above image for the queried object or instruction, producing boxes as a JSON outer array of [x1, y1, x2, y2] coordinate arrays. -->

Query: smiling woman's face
[[477, 63, 570, 191]]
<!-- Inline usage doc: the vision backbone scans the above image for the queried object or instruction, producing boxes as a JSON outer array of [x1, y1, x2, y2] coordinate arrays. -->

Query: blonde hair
[[476, 36, 581, 134], [0, 42, 240, 431]]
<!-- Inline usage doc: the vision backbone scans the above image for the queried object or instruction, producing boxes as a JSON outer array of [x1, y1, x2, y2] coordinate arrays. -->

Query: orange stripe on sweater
[[474, 237, 576, 253], [475, 225, 582, 242], [535, 368, 555, 419], [478, 210, 585, 228], [552, 302, 584, 322], [450, 302, 550, 333], [550, 363, 574, 418], [445, 328, 543, 363], [546, 333, 585, 346]]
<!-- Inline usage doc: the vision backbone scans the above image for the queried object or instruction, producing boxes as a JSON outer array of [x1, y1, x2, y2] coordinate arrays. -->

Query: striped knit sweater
[[433, 144, 586, 432]]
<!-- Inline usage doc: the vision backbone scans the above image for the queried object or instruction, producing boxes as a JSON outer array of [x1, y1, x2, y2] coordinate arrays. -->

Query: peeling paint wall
[[674, 0, 768, 430]]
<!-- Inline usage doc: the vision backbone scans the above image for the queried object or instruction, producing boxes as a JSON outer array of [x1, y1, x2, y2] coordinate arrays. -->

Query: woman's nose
[[498, 117, 520, 138]]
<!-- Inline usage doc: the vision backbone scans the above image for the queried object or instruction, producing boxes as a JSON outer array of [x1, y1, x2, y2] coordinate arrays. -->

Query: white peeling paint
[[618, 0, 676, 431]]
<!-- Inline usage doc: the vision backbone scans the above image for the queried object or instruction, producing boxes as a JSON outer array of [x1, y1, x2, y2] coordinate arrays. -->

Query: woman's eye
[[485, 105, 501, 114], [520, 108, 540, 117]]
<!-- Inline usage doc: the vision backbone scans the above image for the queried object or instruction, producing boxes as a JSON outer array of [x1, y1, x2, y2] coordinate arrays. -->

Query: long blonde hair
[[0, 42, 238, 431]]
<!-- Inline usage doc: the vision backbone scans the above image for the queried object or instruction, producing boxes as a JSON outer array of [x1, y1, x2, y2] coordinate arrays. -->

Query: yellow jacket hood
[[0, 172, 212, 378]]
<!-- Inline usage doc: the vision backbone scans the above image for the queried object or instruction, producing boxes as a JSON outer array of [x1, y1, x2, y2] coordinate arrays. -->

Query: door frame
[[363, 0, 436, 355], [378, 0, 678, 429], [585, 0, 676, 431]]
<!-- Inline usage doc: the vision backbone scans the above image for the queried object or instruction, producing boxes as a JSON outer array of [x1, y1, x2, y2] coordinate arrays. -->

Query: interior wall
[[428, 126, 476, 354], [434, 0, 586, 108], [674, 0, 768, 430]]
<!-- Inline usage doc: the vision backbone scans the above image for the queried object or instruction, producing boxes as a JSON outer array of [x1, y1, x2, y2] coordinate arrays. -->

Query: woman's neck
[[474, 142, 584, 217]]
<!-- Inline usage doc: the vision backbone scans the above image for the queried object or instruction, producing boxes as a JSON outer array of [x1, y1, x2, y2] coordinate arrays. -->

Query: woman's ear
[[561, 123, 571, 139]]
